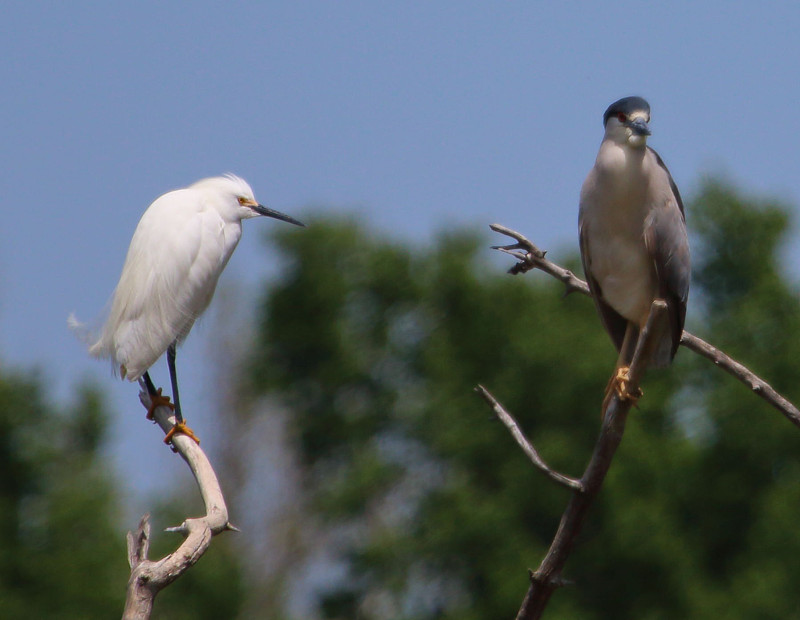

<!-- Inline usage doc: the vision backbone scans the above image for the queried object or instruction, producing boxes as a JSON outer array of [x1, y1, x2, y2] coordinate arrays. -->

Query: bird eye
[[237, 196, 247, 206], [617, 112, 627, 123]]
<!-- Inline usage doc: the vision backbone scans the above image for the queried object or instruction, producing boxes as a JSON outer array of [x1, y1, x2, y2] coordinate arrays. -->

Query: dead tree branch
[[122, 384, 236, 620], [510, 301, 668, 619], [679, 332, 800, 426], [484, 223, 800, 619], [489, 223, 800, 429], [475, 385, 583, 492]]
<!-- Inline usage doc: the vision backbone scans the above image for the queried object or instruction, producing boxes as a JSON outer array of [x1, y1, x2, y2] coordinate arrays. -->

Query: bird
[[70, 174, 305, 444], [578, 96, 690, 405]]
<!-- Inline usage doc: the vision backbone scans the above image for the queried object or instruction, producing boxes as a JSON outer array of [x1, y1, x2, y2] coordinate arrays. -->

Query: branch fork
[[122, 384, 236, 620], [484, 301, 668, 619], [481, 223, 800, 619]]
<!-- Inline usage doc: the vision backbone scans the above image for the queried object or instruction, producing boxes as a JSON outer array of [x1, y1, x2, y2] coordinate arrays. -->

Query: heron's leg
[[602, 323, 643, 413], [617, 323, 639, 369], [143, 370, 174, 420], [163, 342, 200, 445]]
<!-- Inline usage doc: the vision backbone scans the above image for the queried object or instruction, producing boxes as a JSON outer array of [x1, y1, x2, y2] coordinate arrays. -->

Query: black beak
[[252, 204, 305, 227], [627, 118, 651, 137]]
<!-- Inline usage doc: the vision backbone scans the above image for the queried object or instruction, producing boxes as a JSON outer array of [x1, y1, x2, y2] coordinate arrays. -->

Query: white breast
[[579, 141, 658, 327]]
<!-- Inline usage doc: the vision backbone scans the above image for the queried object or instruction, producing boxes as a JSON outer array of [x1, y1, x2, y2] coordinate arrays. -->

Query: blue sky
[[3, 2, 800, 502]]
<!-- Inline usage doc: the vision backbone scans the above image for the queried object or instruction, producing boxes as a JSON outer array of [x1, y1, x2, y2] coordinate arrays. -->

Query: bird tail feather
[[67, 312, 118, 372], [67, 312, 95, 347]]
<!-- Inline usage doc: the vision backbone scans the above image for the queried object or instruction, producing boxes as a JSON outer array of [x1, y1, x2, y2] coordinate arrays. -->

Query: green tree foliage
[[246, 179, 800, 619], [149, 497, 245, 620], [0, 369, 245, 619], [0, 375, 126, 618]]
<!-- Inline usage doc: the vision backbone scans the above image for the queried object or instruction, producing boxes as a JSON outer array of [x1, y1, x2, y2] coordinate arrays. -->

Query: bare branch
[[122, 384, 234, 620], [490, 224, 588, 294], [486, 223, 800, 618], [490, 223, 800, 430], [126, 514, 150, 571], [514, 301, 669, 619], [681, 332, 800, 427], [475, 384, 583, 492]]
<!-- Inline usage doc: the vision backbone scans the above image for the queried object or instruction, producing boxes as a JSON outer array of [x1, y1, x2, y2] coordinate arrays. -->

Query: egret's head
[[602, 96, 651, 148], [192, 174, 305, 226]]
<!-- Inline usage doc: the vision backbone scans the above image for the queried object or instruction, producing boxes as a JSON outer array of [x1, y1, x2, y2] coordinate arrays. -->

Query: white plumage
[[71, 174, 304, 439], [93, 176, 246, 379]]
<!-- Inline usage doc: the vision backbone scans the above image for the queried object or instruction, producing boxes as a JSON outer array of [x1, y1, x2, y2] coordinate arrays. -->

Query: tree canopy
[[0, 375, 126, 618], [241, 179, 800, 619], [0, 375, 243, 618], [3, 178, 799, 619]]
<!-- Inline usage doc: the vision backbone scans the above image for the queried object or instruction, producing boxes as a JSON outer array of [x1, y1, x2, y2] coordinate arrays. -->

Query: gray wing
[[578, 218, 630, 354], [645, 147, 691, 365]]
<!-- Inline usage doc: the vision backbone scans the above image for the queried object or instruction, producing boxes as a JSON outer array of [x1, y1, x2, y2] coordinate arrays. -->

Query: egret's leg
[[167, 343, 183, 424], [142, 370, 174, 420], [163, 343, 200, 445], [143, 371, 158, 396]]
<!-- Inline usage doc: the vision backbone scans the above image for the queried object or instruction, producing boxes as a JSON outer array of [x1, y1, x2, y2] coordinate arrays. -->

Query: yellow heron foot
[[602, 366, 643, 414]]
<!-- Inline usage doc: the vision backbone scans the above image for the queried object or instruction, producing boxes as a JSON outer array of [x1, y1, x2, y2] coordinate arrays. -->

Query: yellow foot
[[610, 366, 643, 404], [146, 388, 174, 420], [602, 366, 643, 414], [163, 420, 201, 446]]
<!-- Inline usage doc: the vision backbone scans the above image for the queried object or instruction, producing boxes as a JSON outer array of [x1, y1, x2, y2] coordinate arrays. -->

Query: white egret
[[71, 174, 304, 444]]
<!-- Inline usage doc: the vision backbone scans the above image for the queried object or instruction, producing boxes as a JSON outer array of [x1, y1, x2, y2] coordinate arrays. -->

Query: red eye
[[617, 112, 627, 123]]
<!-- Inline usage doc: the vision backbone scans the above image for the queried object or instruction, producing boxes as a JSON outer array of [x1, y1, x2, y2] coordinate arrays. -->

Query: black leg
[[167, 342, 183, 424], [143, 371, 158, 396]]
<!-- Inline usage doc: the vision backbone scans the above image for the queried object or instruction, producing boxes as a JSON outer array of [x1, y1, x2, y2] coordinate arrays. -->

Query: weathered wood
[[122, 384, 235, 620]]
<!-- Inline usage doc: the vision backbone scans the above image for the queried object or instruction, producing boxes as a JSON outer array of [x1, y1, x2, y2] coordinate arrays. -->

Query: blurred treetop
[[242, 178, 800, 619]]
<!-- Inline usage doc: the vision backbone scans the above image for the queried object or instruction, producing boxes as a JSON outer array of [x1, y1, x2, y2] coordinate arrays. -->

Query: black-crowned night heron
[[578, 96, 690, 402]]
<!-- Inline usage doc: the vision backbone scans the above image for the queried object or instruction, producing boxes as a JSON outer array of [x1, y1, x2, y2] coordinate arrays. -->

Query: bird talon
[[163, 421, 201, 446], [613, 367, 643, 404], [146, 387, 174, 420]]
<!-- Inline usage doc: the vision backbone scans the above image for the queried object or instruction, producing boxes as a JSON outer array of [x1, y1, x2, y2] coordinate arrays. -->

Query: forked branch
[[122, 385, 236, 620], [526, 302, 667, 617], [483, 224, 800, 619], [484, 301, 668, 619]]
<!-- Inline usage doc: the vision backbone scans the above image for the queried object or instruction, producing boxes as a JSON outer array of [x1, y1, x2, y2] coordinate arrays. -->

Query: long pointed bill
[[252, 204, 305, 227]]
